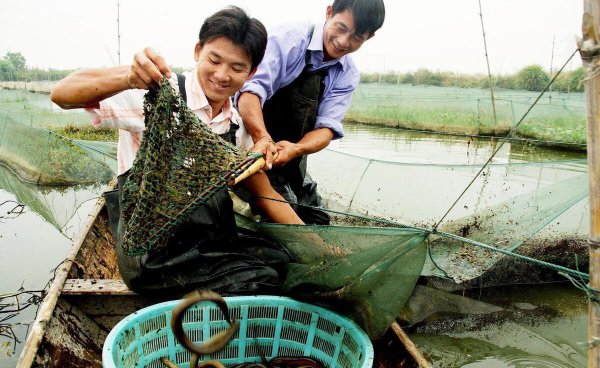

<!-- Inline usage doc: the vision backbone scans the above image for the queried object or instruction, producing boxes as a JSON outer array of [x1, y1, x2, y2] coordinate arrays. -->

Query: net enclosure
[[347, 84, 586, 148], [0, 113, 114, 185], [308, 148, 589, 286], [237, 215, 428, 338]]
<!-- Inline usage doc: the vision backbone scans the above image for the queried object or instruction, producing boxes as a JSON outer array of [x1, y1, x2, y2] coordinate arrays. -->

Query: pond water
[[0, 165, 105, 366], [311, 123, 589, 244], [328, 123, 588, 367], [410, 284, 588, 368], [331, 123, 586, 164], [0, 114, 589, 366]]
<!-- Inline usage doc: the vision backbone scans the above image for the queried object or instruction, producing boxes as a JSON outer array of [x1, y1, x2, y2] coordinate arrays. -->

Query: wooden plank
[[390, 322, 431, 368], [68, 207, 120, 280], [62, 279, 136, 295], [33, 299, 105, 368], [64, 294, 161, 332], [17, 179, 116, 368]]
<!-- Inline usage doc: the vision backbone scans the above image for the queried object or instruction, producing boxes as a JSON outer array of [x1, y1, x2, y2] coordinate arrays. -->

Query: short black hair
[[332, 0, 385, 36], [199, 6, 267, 71]]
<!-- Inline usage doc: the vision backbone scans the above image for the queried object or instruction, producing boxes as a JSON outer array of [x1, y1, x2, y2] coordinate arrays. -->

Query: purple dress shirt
[[237, 20, 360, 139]]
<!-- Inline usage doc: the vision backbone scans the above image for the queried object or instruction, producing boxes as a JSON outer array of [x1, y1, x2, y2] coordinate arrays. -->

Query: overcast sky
[[0, 0, 583, 75]]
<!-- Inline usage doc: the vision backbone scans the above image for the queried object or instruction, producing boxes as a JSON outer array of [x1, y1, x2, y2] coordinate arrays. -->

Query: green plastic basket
[[103, 295, 373, 368]]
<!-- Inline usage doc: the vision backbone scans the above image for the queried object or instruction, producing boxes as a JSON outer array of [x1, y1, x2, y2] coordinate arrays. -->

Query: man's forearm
[[237, 92, 270, 142], [50, 66, 131, 109], [273, 128, 334, 166], [296, 128, 334, 156]]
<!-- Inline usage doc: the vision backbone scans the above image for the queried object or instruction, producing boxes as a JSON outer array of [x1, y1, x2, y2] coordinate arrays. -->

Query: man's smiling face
[[194, 36, 255, 107], [322, 6, 370, 61]]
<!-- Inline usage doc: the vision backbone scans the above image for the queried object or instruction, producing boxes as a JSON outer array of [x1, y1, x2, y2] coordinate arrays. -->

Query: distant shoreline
[[0, 81, 52, 94]]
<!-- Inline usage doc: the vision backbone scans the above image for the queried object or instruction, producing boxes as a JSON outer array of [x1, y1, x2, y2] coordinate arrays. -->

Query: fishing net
[[399, 285, 503, 326], [236, 215, 429, 338], [307, 149, 589, 287], [119, 79, 260, 256], [347, 84, 586, 147], [0, 113, 114, 185], [0, 164, 103, 236], [0, 88, 90, 129]]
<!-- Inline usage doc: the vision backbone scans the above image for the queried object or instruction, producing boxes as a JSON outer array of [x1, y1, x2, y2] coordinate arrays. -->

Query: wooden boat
[[16, 180, 430, 368]]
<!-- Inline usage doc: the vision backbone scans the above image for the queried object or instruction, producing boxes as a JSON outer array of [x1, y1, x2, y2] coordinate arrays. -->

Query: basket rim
[[102, 295, 373, 367]]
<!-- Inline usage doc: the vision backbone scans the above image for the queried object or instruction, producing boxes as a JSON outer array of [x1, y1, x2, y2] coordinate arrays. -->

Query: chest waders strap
[[175, 73, 238, 145], [177, 73, 187, 103]]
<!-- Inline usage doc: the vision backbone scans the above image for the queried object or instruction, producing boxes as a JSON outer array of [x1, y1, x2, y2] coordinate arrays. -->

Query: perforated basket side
[[103, 296, 374, 368]]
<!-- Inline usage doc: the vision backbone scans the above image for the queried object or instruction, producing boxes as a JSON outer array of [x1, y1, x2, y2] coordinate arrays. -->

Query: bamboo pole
[[391, 322, 431, 368], [580, 1, 600, 367], [478, 0, 498, 127]]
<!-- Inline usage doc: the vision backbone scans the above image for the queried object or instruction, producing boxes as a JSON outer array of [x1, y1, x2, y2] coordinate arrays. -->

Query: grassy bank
[[0, 90, 116, 184], [345, 84, 586, 150], [49, 124, 117, 142], [0, 88, 118, 143], [0, 117, 114, 185]]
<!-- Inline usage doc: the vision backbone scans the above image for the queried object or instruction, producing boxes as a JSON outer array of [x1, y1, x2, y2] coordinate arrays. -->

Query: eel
[[170, 290, 240, 368]]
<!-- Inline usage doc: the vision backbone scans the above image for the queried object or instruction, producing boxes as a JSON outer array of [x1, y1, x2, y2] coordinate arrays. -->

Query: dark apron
[[102, 76, 289, 297], [261, 49, 331, 225]]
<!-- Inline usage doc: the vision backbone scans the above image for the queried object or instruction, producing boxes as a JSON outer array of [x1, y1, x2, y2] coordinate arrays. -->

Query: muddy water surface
[[330, 123, 586, 164]]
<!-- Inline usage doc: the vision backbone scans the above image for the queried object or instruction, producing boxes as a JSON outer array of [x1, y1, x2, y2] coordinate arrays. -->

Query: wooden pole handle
[[231, 157, 266, 186], [231, 151, 278, 186]]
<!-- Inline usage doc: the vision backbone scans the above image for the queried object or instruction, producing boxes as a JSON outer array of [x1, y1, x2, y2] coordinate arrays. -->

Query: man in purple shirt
[[236, 0, 385, 224]]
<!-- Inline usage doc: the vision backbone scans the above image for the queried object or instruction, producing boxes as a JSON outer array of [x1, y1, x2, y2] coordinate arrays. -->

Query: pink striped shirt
[[86, 69, 253, 175]]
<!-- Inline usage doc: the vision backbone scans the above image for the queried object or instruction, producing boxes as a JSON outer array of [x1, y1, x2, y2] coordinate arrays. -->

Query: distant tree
[[0, 59, 16, 81], [381, 71, 399, 84], [494, 75, 517, 90], [359, 72, 379, 83], [516, 65, 549, 91], [354, 64, 582, 93], [0, 51, 27, 80], [568, 67, 585, 92], [400, 72, 414, 85], [551, 73, 570, 92], [414, 68, 442, 86], [5, 52, 26, 72]]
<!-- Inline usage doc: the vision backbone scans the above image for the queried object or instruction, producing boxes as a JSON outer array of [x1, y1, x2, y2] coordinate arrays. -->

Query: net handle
[[231, 157, 265, 185], [230, 151, 277, 186]]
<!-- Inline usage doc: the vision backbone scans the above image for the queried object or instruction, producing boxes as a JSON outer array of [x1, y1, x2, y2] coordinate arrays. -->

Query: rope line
[[239, 192, 589, 282], [432, 49, 579, 231], [71, 140, 117, 159]]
